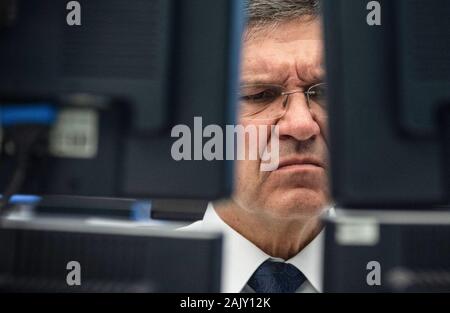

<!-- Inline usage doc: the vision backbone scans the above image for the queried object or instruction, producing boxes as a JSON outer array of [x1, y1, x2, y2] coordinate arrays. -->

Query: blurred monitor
[[323, 0, 450, 208], [5, 195, 209, 222], [0, 0, 242, 207], [0, 218, 222, 292], [323, 212, 450, 292]]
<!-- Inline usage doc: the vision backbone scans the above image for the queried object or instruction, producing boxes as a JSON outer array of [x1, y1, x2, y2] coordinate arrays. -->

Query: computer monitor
[[0, 217, 222, 292], [323, 211, 450, 292], [0, 0, 243, 205], [322, 0, 450, 208], [321, 0, 450, 293], [5, 194, 208, 222]]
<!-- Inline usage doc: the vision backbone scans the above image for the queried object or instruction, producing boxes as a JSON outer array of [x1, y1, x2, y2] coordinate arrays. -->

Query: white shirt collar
[[181, 203, 327, 293]]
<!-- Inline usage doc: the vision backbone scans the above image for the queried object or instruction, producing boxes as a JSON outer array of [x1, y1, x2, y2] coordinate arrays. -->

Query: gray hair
[[245, 0, 320, 29]]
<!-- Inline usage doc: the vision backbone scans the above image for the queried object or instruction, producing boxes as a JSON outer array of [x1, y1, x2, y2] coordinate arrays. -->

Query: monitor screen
[[323, 0, 450, 208], [0, 0, 243, 207]]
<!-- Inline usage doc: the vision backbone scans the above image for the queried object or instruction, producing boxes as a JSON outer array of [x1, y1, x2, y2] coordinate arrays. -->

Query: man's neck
[[214, 201, 323, 260]]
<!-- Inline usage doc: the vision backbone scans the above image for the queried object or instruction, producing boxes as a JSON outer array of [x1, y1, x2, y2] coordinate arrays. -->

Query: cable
[[0, 125, 49, 216], [0, 147, 29, 212], [0, 105, 56, 216]]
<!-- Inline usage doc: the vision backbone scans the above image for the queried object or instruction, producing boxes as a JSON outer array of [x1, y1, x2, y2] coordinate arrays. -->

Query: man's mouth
[[276, 157, 325, 171]]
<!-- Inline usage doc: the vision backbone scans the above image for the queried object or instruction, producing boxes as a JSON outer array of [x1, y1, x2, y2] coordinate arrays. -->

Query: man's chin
[[266, 189, 330, 219]]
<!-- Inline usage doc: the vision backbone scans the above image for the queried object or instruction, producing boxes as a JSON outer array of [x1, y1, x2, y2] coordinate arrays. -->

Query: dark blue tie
[[247, 260, 307, 293]]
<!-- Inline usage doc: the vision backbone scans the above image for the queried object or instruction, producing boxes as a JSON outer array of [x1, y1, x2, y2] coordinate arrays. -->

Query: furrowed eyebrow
[[239, 81, 283, 86], [241, 66, 324, 86], [296, 62, 325, 84], [240, 65, 288, 86]]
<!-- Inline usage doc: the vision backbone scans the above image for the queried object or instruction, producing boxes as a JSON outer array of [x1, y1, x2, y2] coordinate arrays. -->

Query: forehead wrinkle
[[292, 40, 325, 83], [241, 21, 325, 85], [241, 54, 291, 84], [295, 61, 325, 84], [242, 55, 323, 86]]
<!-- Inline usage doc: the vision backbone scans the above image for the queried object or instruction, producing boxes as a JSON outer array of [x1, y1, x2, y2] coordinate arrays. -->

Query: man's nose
[[277, 92, 321, 141]]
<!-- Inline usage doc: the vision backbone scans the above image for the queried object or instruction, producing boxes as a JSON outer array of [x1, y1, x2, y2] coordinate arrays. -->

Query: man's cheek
[[260, 126, 280, 172], [233, 160, 258, 202], [235, 158, 262, 191]]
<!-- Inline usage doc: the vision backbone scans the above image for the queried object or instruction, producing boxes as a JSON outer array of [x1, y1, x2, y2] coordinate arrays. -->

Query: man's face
[[232, 18, 330, 220]]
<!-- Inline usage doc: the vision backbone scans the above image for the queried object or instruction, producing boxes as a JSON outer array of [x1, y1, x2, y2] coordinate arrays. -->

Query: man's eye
[[307, 84, 327, 107], [241, 90, 278, 103]]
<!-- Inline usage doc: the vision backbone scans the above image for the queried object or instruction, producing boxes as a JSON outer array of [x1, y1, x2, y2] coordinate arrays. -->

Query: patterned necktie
[[247, 260, 307, 293]]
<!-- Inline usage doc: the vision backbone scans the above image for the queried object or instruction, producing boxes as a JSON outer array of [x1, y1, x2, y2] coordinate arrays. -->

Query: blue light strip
[[0, 104, 57, 127], [0, 194, 42, 204]]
